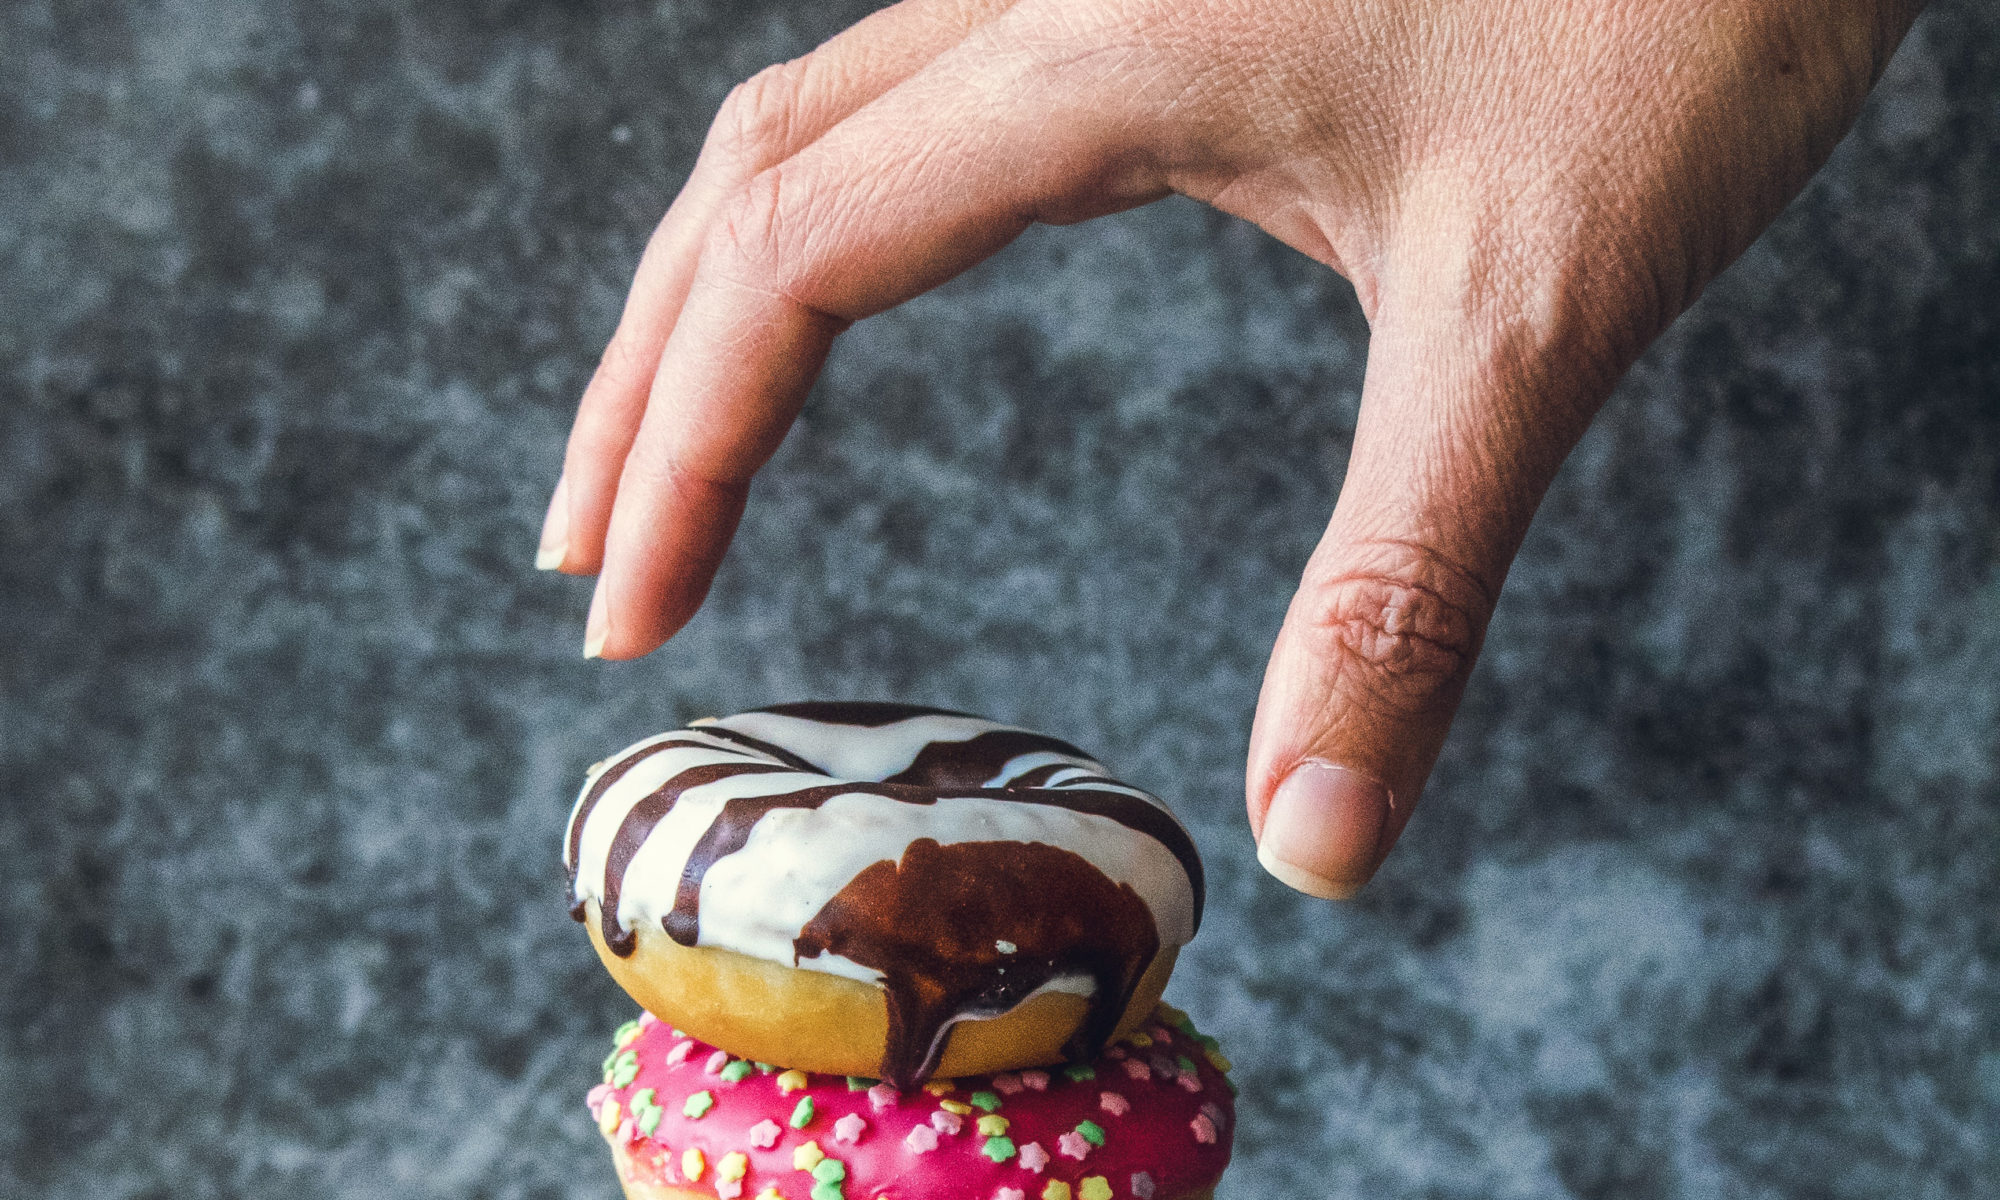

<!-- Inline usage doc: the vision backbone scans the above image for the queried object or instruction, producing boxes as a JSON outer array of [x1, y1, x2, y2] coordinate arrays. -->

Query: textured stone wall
[[2, 2, 1995, 1197]]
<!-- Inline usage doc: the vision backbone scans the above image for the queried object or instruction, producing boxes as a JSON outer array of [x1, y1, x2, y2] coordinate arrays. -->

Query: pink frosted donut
[[587, 1004, 1234, 1200]]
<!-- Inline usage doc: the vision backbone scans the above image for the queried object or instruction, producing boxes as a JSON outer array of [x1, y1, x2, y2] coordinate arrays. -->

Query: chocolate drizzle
[[883, 729, 1098, 789], [755, 701, 978, 726], [793, 838, 1160, 1090]]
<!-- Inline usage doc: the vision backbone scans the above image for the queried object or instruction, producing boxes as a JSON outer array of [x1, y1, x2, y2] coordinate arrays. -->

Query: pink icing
[[593, 1007, 1234, 1199]]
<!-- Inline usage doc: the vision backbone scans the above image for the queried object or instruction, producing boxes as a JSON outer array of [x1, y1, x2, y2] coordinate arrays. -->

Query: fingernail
[[536, 474, 570, 570], [583, 578, 608, 659], [1256, 761, 1392, 900]]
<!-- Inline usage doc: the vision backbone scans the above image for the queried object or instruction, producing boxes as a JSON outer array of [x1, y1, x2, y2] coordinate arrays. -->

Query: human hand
[[536, 0, 1924, 898]]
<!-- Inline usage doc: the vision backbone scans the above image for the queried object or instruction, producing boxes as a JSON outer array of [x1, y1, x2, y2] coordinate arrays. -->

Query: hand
[[537, 0, 1924, 898]]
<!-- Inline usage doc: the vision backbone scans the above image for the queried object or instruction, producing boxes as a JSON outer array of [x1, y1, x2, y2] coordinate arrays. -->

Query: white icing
[[565, 711, 1200, 988]]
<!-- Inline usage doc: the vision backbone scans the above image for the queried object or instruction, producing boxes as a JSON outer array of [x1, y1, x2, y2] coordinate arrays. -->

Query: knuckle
[[712, 58, 813, 166], [1293, 541, 1492, 718], [708, 164, 795, 282]]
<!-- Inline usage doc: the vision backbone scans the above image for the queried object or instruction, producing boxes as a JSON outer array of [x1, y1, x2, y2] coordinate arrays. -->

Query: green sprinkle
[[614, 1018, 642, 1046], [1074, 1120, 1106, 1147], [811, 1159, 847, 1183], [969, 1091, 1002, 1112], [1176, 1055, 1198, 1075], [1174, 1014, 1198, 1036], [683, 1091, 715, 1119], [637, 1105, 663, 1136], [846, 1077, 877, 1092], [608, 1050, 640, 1088], [810, 1181, 845, 1200], [754, 1062, 776, 1074], [1062, 1064, 1096, 1082], [630, 1088, 656, 1111], [790, 1096, 816, 1129], [720, 1060, 753, 1083], [981, 1136, 1017, 1163], [1195, 1034, 1220, 1051], [601, 1048, 622, 1075]]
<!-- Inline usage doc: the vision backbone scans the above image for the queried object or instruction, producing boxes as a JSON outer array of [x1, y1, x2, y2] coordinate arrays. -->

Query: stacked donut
[[565, 703, 1234, 1200]]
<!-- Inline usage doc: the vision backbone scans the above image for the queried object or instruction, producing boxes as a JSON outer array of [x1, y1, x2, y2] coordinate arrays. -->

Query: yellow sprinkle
[[718, 1152, 749, 1182], [681, 1149, 705, 1182], [976, 1115, 1011, 1137], [1079, 1178, 1113, 1200], [756, 1191, 783, 1200], [939, 1099, 972, 1116], [1204, 1047, 1233, 1072], [793, 1141, 825, 1171], [597, 1100, 622, 1136], [1042, 1182, 1073, 1200], [923, 1080, 957, 1096], [1125, 1031, 1154, 1049], [776, 1069, 810, 1094], [1154, 1003, 1188, 1026]]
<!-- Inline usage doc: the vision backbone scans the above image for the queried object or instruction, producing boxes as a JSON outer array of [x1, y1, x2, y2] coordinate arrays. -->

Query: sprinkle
[[1200, 1102, 1227, 1130], [995, 940, 1017, 954], [1176, 1055, 1197, 1075], [1148, 1054, 1176, 1079], [1190, 1113, 1218, 1145], [790, 1097, 816, 1129], [810, 1181, 846, 1200], [1018, 1142, 1050, 1173], [847, 1077, 876, 1091], [683, 1091, 715, 1119], [992, 1073, 1024, 1096], [608, 1050, 640, 1088], [719, 1153, 749, 1182], [929, 1110, 963, 1136], [833, 1114, 868, 1144], [923, 1080, 957, 1097], [998, 1191, 1027, 1200], [637, 1105, 663, 1137], [1074, 1120, 1106, 1147], [716, 1183, 743, 1200], [867, 1084, 900, 1111], [976, 1114, 1011, 1137], [755, 1063, 777, 1074], [598, 1100, 623, 1136], [1079, 1178, 1112, 1200], [939, 1099, 972, 1116], [1104, 1045, 1127, 1060], [639, 1011, 660, 1029], [630, 1088, 657, 1111], [757, 1191, 784, 1200], [904, 1126, 938, 1154], [1204, 1047, 1233, 1073], [1062, 1064, 1096, 1083], [811, 1158, 847, 1183], [1130, 1173, 1156, 1200], [721, 1060, 753, 1083], [1058, 1131, 1092, 1161], [793, 1141, 825, 1171], [1121, 1060, 1151, 1082], [587, 1082, 612, 1109], [614, 1018, 643, 1047], [777, 1070, 810, 1094], [1098, 1093, 1130, 1117], [1124, 1031, 1153, 1049], [1176, 1073, 1203, 1094], [682, 1149, 706, 1182], [706, 1050, 731, 1074], [615, 1118, 636, 1143], [1154, 1002, 1189, 1027], [748, 1119, 782, 1149], [1020, 1071, 1050, 1092], [1042, 1183, 1072, 1200], [969, 1090, 1002, 1112], [665, 1041, 694, 1067], [981, 1136, 1017, 1163]]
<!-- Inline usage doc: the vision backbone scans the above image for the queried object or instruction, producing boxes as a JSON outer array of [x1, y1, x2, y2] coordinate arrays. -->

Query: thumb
[[1246, 286, 1613, 899]]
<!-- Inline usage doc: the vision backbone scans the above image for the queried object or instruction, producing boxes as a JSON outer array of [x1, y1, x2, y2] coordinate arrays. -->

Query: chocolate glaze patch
[[755, 701, 977, 727], [794, 838, 1160, 1090]]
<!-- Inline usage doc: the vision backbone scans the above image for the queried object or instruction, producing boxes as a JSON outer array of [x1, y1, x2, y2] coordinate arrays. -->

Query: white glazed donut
[[564, 703, 1205, 1087]]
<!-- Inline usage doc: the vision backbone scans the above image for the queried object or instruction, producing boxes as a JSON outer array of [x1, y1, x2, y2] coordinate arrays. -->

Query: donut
[[587, 1004, 1234, 1200], [564, 703, 1205, 1089]]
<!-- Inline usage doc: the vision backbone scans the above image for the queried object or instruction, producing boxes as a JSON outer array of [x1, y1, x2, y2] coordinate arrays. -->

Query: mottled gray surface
[[2, 2, 1996, 1198]]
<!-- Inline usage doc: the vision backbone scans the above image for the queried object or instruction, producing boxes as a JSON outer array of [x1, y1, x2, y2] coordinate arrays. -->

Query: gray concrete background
[[2, 2, 1996, 1197]]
